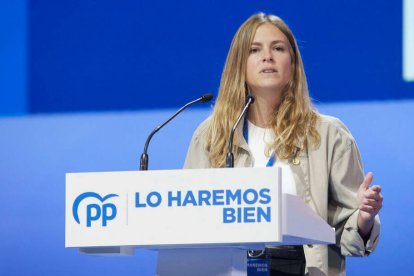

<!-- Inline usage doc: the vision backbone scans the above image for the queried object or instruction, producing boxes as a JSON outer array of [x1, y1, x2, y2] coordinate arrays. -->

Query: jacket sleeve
[[327, 121, 380, 256], [183, 120, 211, 169]]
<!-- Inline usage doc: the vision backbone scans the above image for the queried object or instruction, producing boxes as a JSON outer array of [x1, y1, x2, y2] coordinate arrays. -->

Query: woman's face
[[246, 23, 292, 97]]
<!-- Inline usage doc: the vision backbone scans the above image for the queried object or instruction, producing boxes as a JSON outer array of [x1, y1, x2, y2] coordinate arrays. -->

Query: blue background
[[0, 0, 412, 114], [28, 0, 412, 112], [0, 0, 413, 275]]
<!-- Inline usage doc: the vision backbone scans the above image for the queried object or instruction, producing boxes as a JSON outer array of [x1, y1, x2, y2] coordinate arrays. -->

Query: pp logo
[[72, 192, 119, 227]]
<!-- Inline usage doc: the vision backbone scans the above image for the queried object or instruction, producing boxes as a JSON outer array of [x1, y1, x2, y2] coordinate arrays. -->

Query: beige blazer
[[184, 114, 380, 276]]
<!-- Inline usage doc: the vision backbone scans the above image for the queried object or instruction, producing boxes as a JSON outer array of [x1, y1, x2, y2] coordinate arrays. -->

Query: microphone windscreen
[[200, 93, 214, 102], [247, 94, 255, 104]]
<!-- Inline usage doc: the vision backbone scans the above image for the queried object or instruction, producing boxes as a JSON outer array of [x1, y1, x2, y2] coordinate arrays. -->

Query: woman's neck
[[248, 93, 281, 128]]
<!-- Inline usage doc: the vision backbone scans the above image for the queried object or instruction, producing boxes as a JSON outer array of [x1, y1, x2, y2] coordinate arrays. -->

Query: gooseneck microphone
[[226, 94, 255, 168], [140, 93, 213, 170]]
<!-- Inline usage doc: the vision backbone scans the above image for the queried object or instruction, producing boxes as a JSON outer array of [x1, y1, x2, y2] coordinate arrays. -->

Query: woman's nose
[[262, 48, 274, 62]]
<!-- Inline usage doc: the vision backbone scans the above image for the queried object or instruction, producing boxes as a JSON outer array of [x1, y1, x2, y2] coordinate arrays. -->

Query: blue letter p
[[102, 203, 117, 226], [86, 204, 101, 227]]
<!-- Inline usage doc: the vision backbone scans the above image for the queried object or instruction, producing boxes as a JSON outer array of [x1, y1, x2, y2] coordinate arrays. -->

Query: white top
[[247, 120, 275, 167], [247, 120, 297, 195]]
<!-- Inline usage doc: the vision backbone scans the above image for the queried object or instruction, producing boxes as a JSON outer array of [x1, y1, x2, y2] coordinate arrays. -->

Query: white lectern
[[65, 167, 335, 276]]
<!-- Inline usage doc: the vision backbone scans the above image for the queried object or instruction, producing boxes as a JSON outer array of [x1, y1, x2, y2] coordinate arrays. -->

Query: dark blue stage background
[[28, 0, 412, 113], [2, 0, 412, 114], [0, 0, 413, 275]]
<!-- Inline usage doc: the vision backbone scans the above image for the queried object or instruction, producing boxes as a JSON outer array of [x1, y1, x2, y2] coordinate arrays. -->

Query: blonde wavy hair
[[207, 13, 320, 168]]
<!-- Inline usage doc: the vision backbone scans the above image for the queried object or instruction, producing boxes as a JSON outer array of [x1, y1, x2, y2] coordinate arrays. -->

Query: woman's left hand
[[357, 172, 383, 239]]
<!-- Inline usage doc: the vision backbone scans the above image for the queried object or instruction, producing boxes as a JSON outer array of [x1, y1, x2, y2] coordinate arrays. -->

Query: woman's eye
[[250, 48, 259, 53], [274, 46, 285, 52]]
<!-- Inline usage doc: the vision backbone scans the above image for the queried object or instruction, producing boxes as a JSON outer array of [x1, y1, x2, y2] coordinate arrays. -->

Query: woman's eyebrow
[[251, 40, 287, 46]]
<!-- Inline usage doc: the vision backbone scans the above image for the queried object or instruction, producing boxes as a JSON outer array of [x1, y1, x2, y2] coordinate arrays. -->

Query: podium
[[65, 167, 335, 275]]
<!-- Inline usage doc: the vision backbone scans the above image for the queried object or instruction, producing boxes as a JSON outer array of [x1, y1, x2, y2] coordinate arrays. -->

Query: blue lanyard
[[243, 115, 276, 167]]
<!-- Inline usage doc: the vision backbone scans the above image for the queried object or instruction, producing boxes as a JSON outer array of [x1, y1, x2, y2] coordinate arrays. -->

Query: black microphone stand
[[140, 94, 213, 170], [226, 95, 255, 168]]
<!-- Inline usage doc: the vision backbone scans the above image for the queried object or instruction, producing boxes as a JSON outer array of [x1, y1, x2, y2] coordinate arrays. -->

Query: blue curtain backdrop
[[0, 0, 413, 275]]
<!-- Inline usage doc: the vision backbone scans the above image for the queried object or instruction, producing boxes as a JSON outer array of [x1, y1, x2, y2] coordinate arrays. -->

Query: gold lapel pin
[[292, 157, 300, 165]]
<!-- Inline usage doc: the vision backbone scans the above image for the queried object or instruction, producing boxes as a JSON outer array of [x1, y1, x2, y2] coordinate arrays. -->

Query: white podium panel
[[156, 248, 247, 276], [66, 167, 285, 249], [65, 167, 335, 275]]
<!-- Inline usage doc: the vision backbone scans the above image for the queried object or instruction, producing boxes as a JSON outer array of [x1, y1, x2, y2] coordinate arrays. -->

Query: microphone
[[140, 93, 214, 170], [226, 94, 255, 168]]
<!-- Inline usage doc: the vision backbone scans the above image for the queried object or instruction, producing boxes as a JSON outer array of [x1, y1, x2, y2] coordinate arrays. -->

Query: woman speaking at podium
[[184, 13, 382, 275]]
